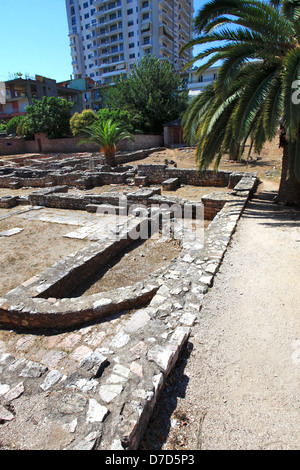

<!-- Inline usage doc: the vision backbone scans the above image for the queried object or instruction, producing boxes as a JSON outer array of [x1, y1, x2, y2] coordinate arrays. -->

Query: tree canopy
[[25, 96, 74, 139], [102, 55, 189, 134]]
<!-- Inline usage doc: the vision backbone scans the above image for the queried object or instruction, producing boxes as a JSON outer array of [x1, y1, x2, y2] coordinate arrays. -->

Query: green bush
[[70, 109, 97, 137], [6, 116, 24, 135], [16, 116, 34, 140], [25, 96, 74, 139], [0, 122, 7, 135], [96, 108, 133, 132], [102, 55, 189, 134]]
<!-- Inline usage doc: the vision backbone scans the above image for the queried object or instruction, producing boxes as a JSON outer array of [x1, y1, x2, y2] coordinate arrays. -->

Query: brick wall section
[[0, 133, 163, 156], [0, 137, 30, 156]]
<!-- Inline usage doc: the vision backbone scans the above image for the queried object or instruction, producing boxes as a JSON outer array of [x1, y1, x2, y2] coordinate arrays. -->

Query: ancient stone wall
[[137, 164, 233, 186]]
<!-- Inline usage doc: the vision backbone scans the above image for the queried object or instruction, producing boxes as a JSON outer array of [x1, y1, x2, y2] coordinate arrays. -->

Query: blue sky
[[0, 0, 206, 83]]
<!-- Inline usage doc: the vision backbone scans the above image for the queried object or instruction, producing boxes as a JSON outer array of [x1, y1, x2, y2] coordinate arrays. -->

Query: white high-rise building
[[65, 0, 194, 85]]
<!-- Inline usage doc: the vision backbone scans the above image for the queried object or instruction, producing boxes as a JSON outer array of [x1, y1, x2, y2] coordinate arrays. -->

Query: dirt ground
[[0, 214, 88, 296], [70, 236, 182, 297], [141, 180, 300, 450], [132, 138, 283, 185]]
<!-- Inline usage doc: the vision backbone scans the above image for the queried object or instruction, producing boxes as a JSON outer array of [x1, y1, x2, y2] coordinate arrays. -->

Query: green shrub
[[0, 122, 7, 135], [16, 116, 34, 140], [25, 96, 74, 139], [70, 109, 97, 137], [96, 108, 133, 132], [6, 116, 24, 135]]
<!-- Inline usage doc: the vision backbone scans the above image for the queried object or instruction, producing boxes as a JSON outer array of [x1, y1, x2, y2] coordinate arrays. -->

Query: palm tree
[[181, 0, 300, 206], [79, 119, 134, 167]]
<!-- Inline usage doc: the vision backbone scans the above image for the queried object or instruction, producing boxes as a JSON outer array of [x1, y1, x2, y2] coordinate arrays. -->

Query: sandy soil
[[70, 236, 182, 297], [141, 181, 300, 450], [0, 214, 88, 296], [132, 138, 283, 184]]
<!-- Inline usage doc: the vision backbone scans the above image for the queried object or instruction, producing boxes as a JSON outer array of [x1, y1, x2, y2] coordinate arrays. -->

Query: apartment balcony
[[159, 42, 171, 54], [97, 36, 124, 50], [159, 24, 174, 42], [140, 0, 151, 12], [96, 14, 121, 27], [100, 56, 126, 68], [159, 9, 171, 23], [94, 0, 121, 16], [160, 0, 172, 13], [141, 21, 152, 34], [98, 46, 124, 59], [100, 65, 127, 78], [141, 38, 152, 48]]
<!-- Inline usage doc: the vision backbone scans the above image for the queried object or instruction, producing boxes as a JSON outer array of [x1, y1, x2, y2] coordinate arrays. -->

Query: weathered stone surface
[[0, 228, 24, 237], [99, 384, 123, 403], [0, 405, 14, 422], [86, 399, 109, 424], [19, 361, 48, 378], [40, 370, 63, 391], [2, 382, 24, 402], [58, 393, 87, 415]]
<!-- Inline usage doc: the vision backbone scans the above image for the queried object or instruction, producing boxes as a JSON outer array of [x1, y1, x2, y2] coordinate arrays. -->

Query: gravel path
[[142, 183, 300, 450]]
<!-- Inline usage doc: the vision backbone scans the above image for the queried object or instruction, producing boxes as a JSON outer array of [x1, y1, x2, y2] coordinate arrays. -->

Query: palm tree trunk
[[105, 153, 117, 167], [229, 143, 240, 161], [274, 123, 300, 206], [274, 124, 289, 204]]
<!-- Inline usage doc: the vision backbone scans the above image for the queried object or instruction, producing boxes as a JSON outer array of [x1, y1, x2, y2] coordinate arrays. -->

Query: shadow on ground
[[244, 190, 300, 228]]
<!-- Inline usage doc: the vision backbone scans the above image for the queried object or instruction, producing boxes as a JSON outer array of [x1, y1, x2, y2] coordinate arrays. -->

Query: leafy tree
[[181, 0, 300, 206], [78, 119, 134, 166], [96, 108, 134, 132], [6, 116, 24, 135], [25, 96, 74, 139], [70, 109, 97, 137], [16, 116, 34, 140], [102, 55, 189, 134], [0, 121, 7, 135]]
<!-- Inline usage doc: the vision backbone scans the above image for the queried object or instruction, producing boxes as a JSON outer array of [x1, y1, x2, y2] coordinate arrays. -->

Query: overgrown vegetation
[[70, 108, 133, 137]]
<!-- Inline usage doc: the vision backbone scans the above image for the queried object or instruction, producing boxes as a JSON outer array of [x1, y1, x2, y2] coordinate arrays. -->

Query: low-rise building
[[186, 65, 220, 98], [0, 75, 83, 121]]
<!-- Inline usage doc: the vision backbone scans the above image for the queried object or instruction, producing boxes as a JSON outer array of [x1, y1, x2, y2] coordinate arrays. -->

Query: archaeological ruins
[[0, 146, 257, 450]]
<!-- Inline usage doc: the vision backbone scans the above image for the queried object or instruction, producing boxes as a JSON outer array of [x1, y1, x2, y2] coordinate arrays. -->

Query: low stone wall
[[0, 196, 18, 208], [137, 164, 238, 187]]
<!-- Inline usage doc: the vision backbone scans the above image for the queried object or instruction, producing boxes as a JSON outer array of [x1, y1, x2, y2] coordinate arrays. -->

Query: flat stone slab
[[0, 228, 24, 237]]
